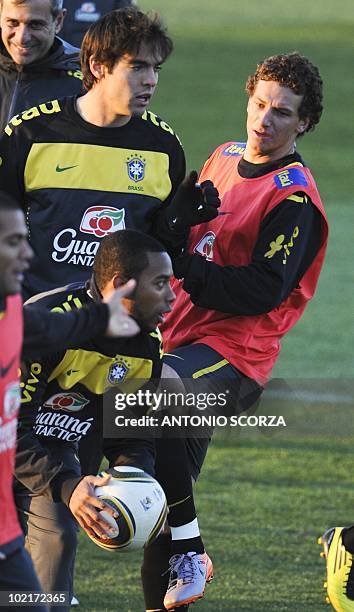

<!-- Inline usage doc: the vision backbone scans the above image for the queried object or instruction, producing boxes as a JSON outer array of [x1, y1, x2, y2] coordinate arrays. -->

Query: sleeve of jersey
[[22, 301, 109, 359], [166, 137, 186, 204], [0, 129, 27, 206], [150, 137, 187, 249], [15, 354, 78, 498], [19, 353, 59, 431], [174, 194, 323, 315], [15, 433, 76, 498]]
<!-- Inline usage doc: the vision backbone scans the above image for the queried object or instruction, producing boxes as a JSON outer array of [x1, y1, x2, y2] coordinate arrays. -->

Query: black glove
[[165, 170, 220, 231], [172, 251, 193, 279]]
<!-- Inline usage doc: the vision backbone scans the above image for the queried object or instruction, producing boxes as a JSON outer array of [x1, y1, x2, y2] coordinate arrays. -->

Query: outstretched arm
[[172, 195, 322, 315], [22, 280, 139, 359]]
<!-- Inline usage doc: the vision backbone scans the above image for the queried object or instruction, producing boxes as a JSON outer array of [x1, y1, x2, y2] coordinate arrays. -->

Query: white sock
[[170, 518, 200, 541]]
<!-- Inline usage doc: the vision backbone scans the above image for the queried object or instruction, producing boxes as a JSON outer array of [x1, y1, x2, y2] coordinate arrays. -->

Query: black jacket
[[0, 36, 83, 131]]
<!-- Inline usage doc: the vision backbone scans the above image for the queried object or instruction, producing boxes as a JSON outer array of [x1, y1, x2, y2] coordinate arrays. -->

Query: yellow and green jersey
[[20, 280, 163, 459], [0, 96, 185, 299]]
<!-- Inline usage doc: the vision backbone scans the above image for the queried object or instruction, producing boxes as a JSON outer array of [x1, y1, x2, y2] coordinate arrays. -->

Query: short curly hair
[[93, 230, 165, 292], [246, 52, 323, 133], [81, 7, 173, 91]]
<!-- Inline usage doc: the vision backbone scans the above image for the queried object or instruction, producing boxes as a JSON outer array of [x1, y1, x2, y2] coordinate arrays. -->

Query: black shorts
[[163, 343, 263, 480]]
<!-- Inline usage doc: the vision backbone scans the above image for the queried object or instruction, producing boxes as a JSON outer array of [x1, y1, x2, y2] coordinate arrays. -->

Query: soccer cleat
[[163, 551, 213, 610], [318, 527, 354, 611]]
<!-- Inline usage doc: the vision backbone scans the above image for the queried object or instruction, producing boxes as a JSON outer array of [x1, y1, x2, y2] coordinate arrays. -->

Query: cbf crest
[[126, 154, 146, 182], [108, 360, 129, 384]]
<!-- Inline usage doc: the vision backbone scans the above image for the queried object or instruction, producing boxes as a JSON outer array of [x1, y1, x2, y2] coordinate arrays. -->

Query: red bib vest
[[0, 294, 23, 548], [162, 142, 328, 384]]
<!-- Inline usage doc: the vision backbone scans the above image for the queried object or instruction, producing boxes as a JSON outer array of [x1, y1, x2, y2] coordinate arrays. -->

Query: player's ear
[[112, 274, 123, 290], [54, 9, 66, 34], [89, 56, 106, 81], [112, 275, 137, 303], [297, 117, 310, 135]]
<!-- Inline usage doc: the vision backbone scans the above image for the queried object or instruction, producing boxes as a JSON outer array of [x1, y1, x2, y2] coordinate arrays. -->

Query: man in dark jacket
[[0, 0, 83, 131], [61, 0, 135, 47]]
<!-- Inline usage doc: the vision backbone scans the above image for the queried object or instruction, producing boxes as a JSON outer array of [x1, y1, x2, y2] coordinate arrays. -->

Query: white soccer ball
[[88, 466, 167, 552]]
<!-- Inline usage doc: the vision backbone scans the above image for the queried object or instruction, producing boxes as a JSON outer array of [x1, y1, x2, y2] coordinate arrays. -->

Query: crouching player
[[15, 230, 177, 610]]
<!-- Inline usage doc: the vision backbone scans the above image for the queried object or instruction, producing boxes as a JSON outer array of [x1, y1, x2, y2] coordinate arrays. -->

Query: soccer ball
[[87, 466, 167, 552]]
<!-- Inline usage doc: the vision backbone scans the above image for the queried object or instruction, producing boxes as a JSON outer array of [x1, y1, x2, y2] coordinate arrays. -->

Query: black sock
[[342, 526, 354, 554], [141, 532, 171, 611], [155, 437, 205, 557], [168, 493, 196, 527], [155, 438, 196, 523], [141, 532, 191, 610], [171, 536, 204, 555]]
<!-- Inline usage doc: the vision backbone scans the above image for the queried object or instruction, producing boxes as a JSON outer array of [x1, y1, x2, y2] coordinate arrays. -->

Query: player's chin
[[146, 321, 158, 332], [12, 49, 37, 66], [133, 317, 154, 332], [5, 280, 21, 295], [131, 108, 146, 118], [131, 101, 150, 116], [143, 316, 161, 332]]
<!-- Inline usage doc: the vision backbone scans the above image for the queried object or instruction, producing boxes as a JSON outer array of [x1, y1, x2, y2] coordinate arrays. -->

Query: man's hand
[[104, 279, 140, 337], [69, 474, 118, 539], [166, 170, 220, 231]]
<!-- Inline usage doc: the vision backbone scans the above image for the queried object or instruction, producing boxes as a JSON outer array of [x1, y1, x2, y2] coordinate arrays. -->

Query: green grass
[[74, 404, 354, 610], [73, 3, 353, 609], [272, 200, 354, 378]]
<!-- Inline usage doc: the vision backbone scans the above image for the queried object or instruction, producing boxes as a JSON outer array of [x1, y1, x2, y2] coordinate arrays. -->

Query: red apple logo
[[44, 393, 90, 412], [80, 207, 125, 237]]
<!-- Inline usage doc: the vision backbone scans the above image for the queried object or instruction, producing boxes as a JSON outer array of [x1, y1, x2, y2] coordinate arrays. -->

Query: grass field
[[74, 2, 354, 610], [75, 402, 354, 611]]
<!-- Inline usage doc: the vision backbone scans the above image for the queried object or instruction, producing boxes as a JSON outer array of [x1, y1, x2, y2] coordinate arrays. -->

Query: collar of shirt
[[238, 151, 304, 179]]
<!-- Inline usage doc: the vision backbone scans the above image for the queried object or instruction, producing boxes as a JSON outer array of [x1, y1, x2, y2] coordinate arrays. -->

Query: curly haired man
[[143, 52, 329, 611]]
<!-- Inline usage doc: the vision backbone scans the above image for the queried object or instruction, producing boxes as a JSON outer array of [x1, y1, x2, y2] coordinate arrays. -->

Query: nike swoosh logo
[[66, 369, 79, 376], [56, 164, 78, 173], [0, 356, 16, 378]]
